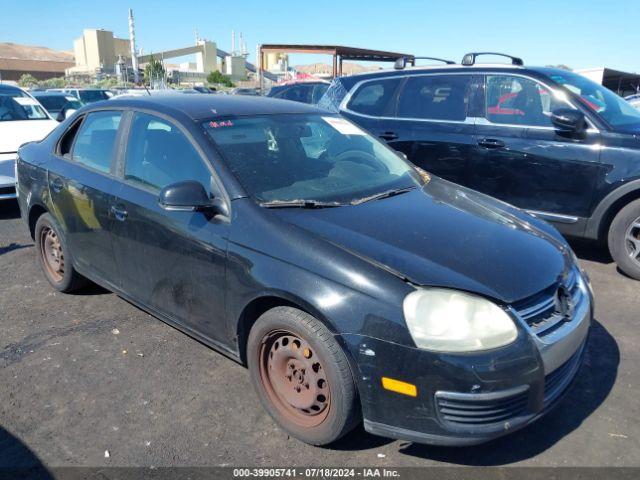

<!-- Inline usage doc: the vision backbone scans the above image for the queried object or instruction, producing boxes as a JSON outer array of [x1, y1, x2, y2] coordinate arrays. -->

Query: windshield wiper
[[351, 186, 417, 205], [260, 199, 344, 209]]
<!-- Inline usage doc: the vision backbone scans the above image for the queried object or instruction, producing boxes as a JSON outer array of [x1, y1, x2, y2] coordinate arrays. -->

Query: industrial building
[[575, 67, 640, 97], [0, 42, 74, 82]]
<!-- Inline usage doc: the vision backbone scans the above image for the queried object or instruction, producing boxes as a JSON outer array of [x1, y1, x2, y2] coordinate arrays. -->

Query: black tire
[[247, 306, 360, 445], [608, 198, 640, 280], [34, 213, 88, 292]]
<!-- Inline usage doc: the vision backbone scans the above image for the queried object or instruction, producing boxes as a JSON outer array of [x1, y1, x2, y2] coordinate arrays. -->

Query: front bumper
[[339, 274, 592, 446], [0, 153, 17, 200]]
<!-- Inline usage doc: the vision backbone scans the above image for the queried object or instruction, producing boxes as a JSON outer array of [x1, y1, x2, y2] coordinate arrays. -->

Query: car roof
[[334, 63, 562, 89], [32, 91, 74, 97], [104, 94, 326, 120], [0, 83, 23, 93]]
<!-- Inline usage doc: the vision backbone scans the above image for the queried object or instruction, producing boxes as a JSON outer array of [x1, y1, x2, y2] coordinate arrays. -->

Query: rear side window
[[124, 112, 212, 193], [397, 75, 471, 121], [347, 78, 402, 116], [71, 111, 122, 173]]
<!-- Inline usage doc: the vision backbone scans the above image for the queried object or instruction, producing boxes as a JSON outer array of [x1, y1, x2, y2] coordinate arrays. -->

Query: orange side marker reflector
[[381, 377, 417, 397]]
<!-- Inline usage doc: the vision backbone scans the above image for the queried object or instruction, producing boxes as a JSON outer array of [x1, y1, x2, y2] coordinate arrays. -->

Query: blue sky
[[0, 0, 636, 72]]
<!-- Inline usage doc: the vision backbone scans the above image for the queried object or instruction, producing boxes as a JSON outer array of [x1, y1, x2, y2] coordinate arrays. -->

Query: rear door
[[471, 73, 602, 220], [381, 73, 477, 186], [110, 111, 230, 344], [48, 110, 124, 286]]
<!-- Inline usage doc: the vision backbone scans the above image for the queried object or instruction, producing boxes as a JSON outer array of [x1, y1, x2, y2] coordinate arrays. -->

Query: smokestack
[[231, 30, 236, 55], [128, 9, 139, 83], [240, 32, 245, 55]]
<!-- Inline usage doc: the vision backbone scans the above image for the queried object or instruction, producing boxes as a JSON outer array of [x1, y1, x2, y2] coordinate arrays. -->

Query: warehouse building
[[0, 42, 74, 81]]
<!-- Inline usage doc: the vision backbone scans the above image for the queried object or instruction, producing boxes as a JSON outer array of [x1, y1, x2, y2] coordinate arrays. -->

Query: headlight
[[403, 288, 518, 352]]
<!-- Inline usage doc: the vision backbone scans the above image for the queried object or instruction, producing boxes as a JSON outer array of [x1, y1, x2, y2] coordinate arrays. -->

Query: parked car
[[267, 81, 329, 105], [229, 87, 259, 96], [193, 86, 216, 94], [31, 91, 84, 121], [0, 84, 58, 200], [319, 53, 640, 280], [51, 88, 112, 104], [17, 95, 592, 446]]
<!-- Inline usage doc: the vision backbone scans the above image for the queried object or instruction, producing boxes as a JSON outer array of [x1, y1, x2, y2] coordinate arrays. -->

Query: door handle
[[379, 131, 399, 141], [50, 177, 64, 193], [477, 138, 506, 149], [110, 205, 128, 221]]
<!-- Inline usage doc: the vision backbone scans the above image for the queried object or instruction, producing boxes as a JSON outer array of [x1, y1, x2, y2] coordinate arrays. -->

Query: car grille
[[543, 342, 585, 406], [512, 268, 582, 338], [435, 386, 529, 427]]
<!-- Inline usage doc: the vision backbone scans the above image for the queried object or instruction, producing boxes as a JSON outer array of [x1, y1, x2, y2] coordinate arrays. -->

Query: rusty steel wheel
[[259, 330, 331, 428], [34, 213, 88, 292], [39, 225, 65, 283], [247, 307, 360, 445]]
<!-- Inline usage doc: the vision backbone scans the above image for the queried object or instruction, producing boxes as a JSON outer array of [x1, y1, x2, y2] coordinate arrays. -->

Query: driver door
[[110, 111, 230, 344], [471, 74, 603, 221]]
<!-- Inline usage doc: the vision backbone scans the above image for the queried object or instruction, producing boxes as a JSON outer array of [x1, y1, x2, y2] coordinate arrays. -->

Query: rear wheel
[[608, 199, 640, 280], [35, 213, 88, 292], [247, 307, 360, 445]]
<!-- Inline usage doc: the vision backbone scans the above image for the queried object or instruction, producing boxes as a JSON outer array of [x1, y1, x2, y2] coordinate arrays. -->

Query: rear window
[[72, 111, 121, 173], [347, 78, 402, 116], [397, 75, 471, 121]]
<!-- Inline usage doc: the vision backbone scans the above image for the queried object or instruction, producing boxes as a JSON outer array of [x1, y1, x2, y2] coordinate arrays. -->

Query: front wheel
[[247, 307, 360, 445], [608, 199, 640, 280]]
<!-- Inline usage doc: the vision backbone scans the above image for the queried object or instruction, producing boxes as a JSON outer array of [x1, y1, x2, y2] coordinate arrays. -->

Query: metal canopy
[[258, 44, 414, 81]]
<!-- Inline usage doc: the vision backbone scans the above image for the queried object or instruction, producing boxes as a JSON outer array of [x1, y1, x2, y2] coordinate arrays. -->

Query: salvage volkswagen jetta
[[16, 95, 592, 446]]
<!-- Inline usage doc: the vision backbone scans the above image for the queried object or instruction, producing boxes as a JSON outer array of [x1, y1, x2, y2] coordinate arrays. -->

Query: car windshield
[[78, 90, 109, 103], [0, 90, 49, 121], [544, 70, 640, 133], [204, 114, 424, 204]]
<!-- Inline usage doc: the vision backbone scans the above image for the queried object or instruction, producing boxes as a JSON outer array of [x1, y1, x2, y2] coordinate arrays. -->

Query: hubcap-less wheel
[[626, 217, 640, 267], [40, 226, 64, 283], [259, 330, 331, 428]]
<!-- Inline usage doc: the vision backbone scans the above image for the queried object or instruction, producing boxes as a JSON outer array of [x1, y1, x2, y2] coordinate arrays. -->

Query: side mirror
[[159, 180, 215, 213], [551, 108, 587, 134]]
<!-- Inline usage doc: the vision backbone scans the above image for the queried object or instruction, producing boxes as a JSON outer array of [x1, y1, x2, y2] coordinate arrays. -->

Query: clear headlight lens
[[403, 288, 518, 352]]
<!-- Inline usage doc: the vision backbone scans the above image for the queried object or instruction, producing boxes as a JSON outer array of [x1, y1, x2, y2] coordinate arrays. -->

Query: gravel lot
[[1, 199, 638, 468]]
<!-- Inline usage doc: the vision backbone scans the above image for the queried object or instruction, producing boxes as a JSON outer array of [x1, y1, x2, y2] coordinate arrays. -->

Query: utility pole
[[128, 9, 140, 84]]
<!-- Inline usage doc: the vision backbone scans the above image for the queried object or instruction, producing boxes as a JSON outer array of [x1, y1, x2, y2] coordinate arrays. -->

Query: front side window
[[0, 89, 49, 121], [486, 75, 570, 127], [124, 113, 212, 193], [347, 78, 402, 116], [204, 114, 423, 204], [541, 69, 640, 133], [71, 111, 122, 173], [397, 75, 471, 121]]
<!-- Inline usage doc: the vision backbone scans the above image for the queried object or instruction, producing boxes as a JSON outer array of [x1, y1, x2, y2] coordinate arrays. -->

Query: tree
[[40, 77, 66, 89], [18, 74, 38, 88], [207, 70, 234, 88], [144, 57, 166, 86]]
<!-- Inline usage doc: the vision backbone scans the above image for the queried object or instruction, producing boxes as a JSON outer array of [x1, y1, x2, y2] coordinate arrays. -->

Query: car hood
[[271, 178, 570, 304], [0, 120, 57, 153]]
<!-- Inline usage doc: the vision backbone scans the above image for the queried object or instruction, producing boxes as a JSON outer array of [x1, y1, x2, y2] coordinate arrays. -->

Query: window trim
[[118, 108, 231, 214]]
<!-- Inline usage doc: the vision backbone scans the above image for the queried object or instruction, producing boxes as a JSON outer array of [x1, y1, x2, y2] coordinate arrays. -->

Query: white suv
[[0, 84, 58, 200]]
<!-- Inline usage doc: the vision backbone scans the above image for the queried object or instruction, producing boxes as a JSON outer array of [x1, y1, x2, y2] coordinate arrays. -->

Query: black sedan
[[16, 95, 593, 446]]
